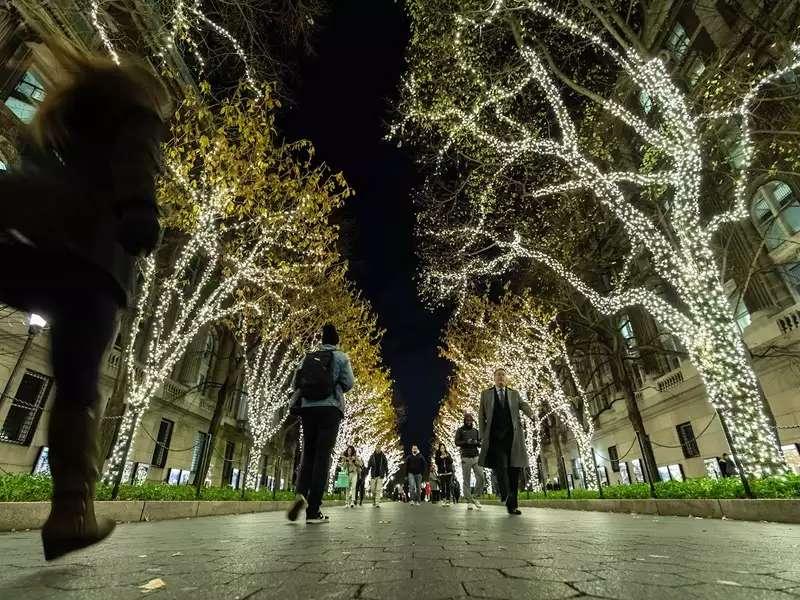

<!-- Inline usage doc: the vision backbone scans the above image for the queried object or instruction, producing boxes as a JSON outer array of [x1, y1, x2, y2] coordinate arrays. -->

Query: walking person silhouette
[[478, 368, 535, 515], [0, 40, 166, 560]]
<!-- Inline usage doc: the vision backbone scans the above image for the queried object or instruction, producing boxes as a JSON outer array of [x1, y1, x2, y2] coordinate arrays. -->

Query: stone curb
[[484, 498, 800, 523], [0, 499, 346, 532]]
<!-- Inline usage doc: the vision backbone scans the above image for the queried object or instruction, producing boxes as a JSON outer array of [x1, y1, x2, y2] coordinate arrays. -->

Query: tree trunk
[[550, 418, 567, 489], [98, 312, 134, 464], [272, 454, 282, 498], [194, 360, 241, 498], [610, 354, 660, 482], [691, 332, 784, 475]]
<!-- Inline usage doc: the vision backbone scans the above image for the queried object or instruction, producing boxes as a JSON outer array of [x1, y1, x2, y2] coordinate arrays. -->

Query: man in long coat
[[478, 368, 534, 515]]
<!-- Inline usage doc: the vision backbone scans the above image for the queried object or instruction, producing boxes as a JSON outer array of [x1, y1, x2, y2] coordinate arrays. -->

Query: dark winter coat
[[478, 387, 534, 469], [405, 453, 426, 475], [368, 451, 389, 478], [0, 78, 164, 312], [437, 455, 454, 476], [454, 424, 481, 458]]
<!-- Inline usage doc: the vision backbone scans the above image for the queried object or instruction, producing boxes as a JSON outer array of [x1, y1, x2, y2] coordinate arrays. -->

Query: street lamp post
[[0, 313, 46, 410]]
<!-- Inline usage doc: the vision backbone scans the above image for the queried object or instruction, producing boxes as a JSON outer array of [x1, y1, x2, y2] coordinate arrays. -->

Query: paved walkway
[[2, 502, 800, 599]]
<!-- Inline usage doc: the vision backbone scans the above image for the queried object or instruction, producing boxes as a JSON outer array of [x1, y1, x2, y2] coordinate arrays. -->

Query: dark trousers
[[495, 465, 522, 511], [296, 406, 342, 515], [440, 474, 452, 501], [488, 435, 521, 512], [49, 292, 119, 412], [0, 247, 120, 503], [355, 478, 365, 505]]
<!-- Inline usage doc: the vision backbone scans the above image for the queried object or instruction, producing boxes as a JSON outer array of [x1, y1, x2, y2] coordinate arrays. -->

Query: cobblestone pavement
[[2, 502, 800, 599]]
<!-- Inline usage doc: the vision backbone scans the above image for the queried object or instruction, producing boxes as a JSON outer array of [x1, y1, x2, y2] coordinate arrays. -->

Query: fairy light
[[329, 380, 396, 488], [90, 0, 120, 65], [103, 160, 327, 483], [400, 0, 795, 476], [242, 322, 303, 489], [170, 0, 260, 94], [435, 298, 599, 491], [90, 0, 259, 92]]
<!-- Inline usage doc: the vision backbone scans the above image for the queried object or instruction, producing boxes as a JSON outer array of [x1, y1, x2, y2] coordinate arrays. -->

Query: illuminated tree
[[398, 0, 800, 475], [240, 316, 303, 490], [437, 294, 597, 491], [85, 0, 328, 95], [103, 85, 347, 485]]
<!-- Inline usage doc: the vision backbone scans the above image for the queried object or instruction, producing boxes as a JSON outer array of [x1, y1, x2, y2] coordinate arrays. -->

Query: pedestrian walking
[[405, 444, 426, 505], [478, 368, 535, 515], [436, 449, 454, 506], [0, 41, 166, 561], [424, 480, 432, 502], [434, 442, 445, 468], [455, 412, 484, 510], [287, 324, 355, 524], [355, 464, 368, 506], [367, 446, 390, 507], [340, 445, 363, 508]]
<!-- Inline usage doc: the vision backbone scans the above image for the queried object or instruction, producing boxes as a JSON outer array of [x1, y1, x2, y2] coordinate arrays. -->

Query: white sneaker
[[467, 504, 474, 511], [473, 499, 482, 509]]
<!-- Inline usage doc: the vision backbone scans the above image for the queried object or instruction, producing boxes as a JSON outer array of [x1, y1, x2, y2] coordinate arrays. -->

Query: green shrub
[[0, 473, 53, 502], [751, 473, 800, 498], [0, 473, 342, 502], [5, 472, 800, 503]]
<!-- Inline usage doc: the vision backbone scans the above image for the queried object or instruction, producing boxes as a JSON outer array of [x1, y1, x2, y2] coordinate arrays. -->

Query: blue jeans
[[407, 473, 422, 502]]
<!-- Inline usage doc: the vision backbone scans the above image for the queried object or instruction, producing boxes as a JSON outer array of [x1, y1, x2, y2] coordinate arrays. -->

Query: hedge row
[[0, 474, 340, 503], [512, 474, 800, 500]]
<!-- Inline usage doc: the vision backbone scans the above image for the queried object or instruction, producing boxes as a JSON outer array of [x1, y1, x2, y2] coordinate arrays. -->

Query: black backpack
[[296, 350, 335, 401]]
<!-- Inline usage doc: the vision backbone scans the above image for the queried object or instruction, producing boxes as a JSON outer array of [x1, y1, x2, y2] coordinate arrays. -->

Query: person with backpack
[[405, 445, 426, 505], [339, 445, 363, 508], [455, 412, 483, 510], [0, 41, 166, 561], [287, 324, 354, 524], [367, 446, 390, 507]]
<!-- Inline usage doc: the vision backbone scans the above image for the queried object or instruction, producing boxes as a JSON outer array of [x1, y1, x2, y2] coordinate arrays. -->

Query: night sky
[[281, 0, 450, 454]]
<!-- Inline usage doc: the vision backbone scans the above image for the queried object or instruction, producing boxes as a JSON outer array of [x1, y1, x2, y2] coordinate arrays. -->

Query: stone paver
[[2, 502, 800, 599]]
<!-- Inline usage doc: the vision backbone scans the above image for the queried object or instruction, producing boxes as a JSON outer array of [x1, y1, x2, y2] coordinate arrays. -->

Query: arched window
[[751, 180, 800, 250]]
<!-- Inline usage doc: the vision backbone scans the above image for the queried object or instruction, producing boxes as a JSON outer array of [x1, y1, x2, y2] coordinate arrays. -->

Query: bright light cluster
[[435, 298, 598, 491], [329, 379, 401, 492], [402, 0, 797, 475], [102, 163, 317, 484], [90, 0, 258, 91], [87, 2, 403, 486], [241, 317, 303, 489], [168, 0, 260, 93]]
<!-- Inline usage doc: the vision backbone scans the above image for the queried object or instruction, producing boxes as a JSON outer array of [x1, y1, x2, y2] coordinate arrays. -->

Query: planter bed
[[483, 497, 800, 524], [0, 499, 347, 532]]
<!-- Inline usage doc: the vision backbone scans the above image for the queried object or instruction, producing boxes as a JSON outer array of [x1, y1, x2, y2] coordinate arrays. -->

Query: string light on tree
[[435, 294, 598, 492], [399, 0, 799, 476], [241, 316, 303, 490]]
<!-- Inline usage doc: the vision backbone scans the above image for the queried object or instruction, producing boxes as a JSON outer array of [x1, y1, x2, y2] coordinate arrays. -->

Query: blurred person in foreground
[[0, 40, 167, 560]]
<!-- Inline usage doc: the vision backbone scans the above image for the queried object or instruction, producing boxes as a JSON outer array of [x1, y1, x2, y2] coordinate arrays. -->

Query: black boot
[[41, 404, 115, 561]]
